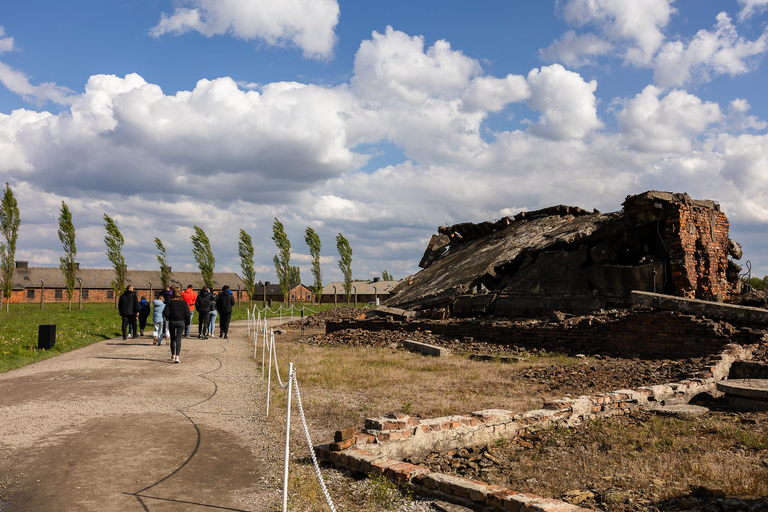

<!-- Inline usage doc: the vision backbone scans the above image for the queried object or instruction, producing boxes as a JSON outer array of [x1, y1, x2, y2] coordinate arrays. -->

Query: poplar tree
[[155, 237, 171, 290], [190, 225, 215, 289], [0, 183, 20, 312], [58, 201, 77, 310], [238, 229, 256, 304], [304, 227, 322, 304], [103, 214, 126, 304], [272, 218, 292, 303], [382, 270, 393, 281], [336, 233, 353, 305]]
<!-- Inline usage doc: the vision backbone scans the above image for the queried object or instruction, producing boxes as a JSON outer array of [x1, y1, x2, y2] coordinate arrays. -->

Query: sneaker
[[127, 334, 132, 339], [140, 331, 144, 337], [224, 334, 228, 339], [203, 336, 208, 340], [174, 356, 180, 364]]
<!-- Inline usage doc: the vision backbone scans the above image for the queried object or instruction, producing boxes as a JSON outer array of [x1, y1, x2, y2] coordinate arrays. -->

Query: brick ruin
[[385, 190, 743, 317], [315, 344, 760, 511], [311, 191, 768, 510]]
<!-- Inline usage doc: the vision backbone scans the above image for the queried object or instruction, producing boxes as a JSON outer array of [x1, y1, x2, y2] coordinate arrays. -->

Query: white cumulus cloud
[[554, 0, 676, 66], [617, 85, 723, 152], [539, 30, 614, 67], [526, 64, 603, 141], [150, 0, 340, 60], [738, 0, 768, 20], [654, 12, 768, 88]]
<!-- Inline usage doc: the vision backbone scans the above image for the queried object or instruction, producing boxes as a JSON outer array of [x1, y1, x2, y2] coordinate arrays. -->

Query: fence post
[[282, 362, 294, 512], [266, 331, 273, 417]]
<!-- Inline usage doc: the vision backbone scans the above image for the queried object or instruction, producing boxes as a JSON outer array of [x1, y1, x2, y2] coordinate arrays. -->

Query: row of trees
[[1, 182, 373, 311], [271, 218, 354, 304]]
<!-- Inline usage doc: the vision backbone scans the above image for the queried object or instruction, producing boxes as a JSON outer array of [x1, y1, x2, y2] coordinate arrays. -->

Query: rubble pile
[[281, 306, 365, 329], [298, 327, 710, 394]]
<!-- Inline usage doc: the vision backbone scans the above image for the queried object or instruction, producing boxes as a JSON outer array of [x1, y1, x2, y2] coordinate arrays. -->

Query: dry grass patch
[[269, 329, 583, 441], [422, 410, 768, 510]]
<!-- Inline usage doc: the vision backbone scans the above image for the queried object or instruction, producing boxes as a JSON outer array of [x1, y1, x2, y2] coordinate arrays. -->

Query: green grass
[[0, 301, 365, 373], [0, 302, 125, 373]]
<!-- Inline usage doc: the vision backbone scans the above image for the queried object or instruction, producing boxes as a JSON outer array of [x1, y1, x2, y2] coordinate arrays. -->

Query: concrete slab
[[630, 291, 768, 324], [716, 379, 768, 411], [652, 404, 710, 418], [403, 339, 451, 357]]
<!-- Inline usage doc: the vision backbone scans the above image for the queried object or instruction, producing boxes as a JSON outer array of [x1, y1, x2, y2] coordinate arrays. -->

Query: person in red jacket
[[181, 284, 197, 337]]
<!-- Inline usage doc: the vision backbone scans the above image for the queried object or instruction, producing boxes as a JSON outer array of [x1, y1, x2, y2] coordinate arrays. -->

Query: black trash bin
[[38, 324, 56, 350]]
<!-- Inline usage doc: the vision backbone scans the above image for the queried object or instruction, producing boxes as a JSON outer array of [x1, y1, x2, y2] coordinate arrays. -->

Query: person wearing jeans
[[208, 290, 218, 337]]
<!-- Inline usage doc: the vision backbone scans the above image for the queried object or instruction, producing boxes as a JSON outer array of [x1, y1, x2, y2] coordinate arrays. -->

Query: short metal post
[[77, 278, 83, 310], [40, 280, 45, 310], [282, 363, 294, 512]]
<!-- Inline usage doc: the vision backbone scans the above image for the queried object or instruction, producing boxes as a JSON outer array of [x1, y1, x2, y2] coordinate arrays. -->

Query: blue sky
[[1, 0, 768, 283]]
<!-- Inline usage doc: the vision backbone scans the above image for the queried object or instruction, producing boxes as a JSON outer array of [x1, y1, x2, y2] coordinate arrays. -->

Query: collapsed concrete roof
[[385, 191, 743, 316]]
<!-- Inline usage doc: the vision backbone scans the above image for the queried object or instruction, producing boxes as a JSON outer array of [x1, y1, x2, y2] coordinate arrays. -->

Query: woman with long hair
[[162, 285, 190, 363]]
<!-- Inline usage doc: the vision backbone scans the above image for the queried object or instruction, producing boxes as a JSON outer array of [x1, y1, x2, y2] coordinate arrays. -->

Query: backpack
[[209, 293, 217, 311]]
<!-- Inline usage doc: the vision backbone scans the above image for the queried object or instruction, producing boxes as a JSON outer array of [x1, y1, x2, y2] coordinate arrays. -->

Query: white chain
[[272, 336, 290, 389], [292, 371, 337, 512]]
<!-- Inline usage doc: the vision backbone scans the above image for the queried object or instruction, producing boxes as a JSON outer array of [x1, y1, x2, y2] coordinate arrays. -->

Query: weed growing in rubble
[[368, 474, 412, 509], [400, 401, 413, 415]]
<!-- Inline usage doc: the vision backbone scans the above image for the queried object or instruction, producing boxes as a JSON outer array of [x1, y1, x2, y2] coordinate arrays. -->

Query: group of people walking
[[118, 283, 235, 364]]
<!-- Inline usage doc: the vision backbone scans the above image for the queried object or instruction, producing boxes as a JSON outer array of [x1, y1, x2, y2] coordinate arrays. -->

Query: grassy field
[[0, 301, 338, 374]]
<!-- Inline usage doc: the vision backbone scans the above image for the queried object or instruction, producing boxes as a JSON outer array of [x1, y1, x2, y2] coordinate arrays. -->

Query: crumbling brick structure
[[386, 191, 743, 317]]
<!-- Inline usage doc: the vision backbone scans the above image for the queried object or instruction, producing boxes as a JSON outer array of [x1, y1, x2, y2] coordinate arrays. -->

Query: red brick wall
[[664, 203, 735, 301], [327, 312, 762, 359], [8, 287, 248, 305]]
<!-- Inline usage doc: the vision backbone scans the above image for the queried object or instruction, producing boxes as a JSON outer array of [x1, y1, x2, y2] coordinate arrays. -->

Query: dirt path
[[0, 320, 285, 512]]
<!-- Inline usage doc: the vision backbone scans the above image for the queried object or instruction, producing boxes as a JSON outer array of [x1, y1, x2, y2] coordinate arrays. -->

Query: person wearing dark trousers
[[195, 287, 211, 339], [216, 285, 235, 339], [163, 286, 190, 363], [138, 296, 151, 337], [118, 284, 140, 340]]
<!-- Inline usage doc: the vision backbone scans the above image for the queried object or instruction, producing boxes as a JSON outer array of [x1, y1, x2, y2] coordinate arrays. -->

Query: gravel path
[[0, 320, 287, 512]]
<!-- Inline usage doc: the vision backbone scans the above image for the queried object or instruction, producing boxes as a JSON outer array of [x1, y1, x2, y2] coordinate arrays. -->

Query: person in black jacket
[[163, 286, 190, 363], [195, 287, 211, 339], [216, 285, 235, 339], [118, 285, 140, 340]]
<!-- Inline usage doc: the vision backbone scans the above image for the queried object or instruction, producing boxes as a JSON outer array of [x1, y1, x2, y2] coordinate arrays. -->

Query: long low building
[[321, 278, 400, 305], [7, 261, 248, 305]]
